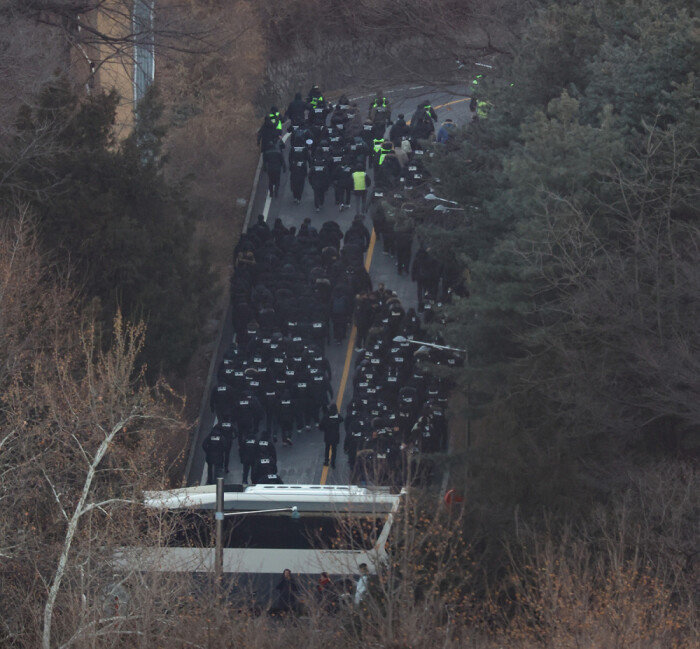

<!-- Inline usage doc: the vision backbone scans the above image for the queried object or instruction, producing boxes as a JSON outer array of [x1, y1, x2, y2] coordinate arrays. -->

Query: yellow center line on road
[[406, 97, 470, 125], [437, 98, 470, 110], [320, 228, 377, 485]]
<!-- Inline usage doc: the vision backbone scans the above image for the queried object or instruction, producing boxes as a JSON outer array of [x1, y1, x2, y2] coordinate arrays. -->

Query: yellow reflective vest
[[352, 171, 367, 191], [269, 111, 282, 131], [476, 100, 490, 119]]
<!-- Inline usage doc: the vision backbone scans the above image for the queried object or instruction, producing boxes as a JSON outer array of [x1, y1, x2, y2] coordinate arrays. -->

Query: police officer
[[409, 104, 435, 145], [333, 154, 353, 211], [285, 92, 307, 127], [330, 280, 353, 344], [307, 85, 325, 108], [309, 361, 333, 423], [370, 135, 384, 169], [217, 420, 235, 474], [389, 113, 410, 146], [210, 382, 234, 423], [261, 378, 279, 442], [394, 224, 413, 275], [344, 404, 367, 471], [202, 429, 227, 485], [251, 435, 277, 484], [293, 366, 314, 431], [369, 91, 391, 126], [307, 90, 328, 140], [263, 144, 286, 198], [397, 385, 418, 443], [288, 147, 307, 206], [309, 151, 331, 212], [239, 430, 258, 484], [359, 118, 374, 154], [346, 135, 369, 169], [268, 105, 283, 132], [375, 140, 399, 188], [257, 115, 280, 152], [351, 166, 371, 215], [330, 102, 349, 130], [276, 387, 295, 446], [236, 387, 264, 437], [320, 403, 344, 468]]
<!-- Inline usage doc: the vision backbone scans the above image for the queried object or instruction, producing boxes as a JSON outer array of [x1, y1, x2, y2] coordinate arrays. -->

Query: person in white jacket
[[354, 563, 370, 606]]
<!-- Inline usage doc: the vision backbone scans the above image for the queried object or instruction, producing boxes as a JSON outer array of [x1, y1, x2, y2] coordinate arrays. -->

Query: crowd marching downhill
[[203, 85, 467, 488]]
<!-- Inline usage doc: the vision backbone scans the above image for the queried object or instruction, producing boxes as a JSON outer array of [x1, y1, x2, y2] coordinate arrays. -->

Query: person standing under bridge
[[320, 404, 344, 469]]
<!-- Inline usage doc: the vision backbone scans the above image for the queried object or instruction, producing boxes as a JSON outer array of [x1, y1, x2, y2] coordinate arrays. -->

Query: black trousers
[[397, 247, 411, 274], [290, 174, 305, 200], [313, 185, 327, 209], [280, 419, 293, 443], [207, 460, 224, 485], [332, 316, 348, 342], [242, 461, 253, 483], [346, 444, 358, 470], [353, 190, 367, 214], [334, 183, 351, 205], [324, 443, 337, 467], [268, 168, 281, 194], [265, 410, 278, 440]]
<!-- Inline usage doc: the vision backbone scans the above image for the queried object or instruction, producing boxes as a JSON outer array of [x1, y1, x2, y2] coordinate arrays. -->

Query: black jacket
[[263, 148, 286, 174], [389, 119, 410, 145], [285, 95, 307, 125], [202, 433, 227, 466], [210, 384, 234, 417], [320, 412, 344, 445], [309, 158, 331, 189]]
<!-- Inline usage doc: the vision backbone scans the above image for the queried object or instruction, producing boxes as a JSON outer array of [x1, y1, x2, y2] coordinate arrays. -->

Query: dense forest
[[428, 0, 698, 533], [3, 80, 215, 375], [0, 0, 696, 647]]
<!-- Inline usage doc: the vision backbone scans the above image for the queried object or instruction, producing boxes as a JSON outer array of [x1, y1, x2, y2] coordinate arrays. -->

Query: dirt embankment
[[156, 1, 266, 482]]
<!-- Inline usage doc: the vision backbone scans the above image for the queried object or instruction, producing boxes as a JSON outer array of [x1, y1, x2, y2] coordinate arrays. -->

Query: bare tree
[[0, 208, 185, 648], [259, 0, 532, 103]]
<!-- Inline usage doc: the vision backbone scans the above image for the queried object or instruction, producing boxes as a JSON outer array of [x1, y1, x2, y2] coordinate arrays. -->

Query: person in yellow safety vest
[[307, 85, 324, 109], [469, 74, 484, 115], [422, 102, 437, 122], [352, 165, 372, 214], [378, 140, 393, 167], [476, 100, 491, 120], [369, 92, 391, 124], [370, 136, 384, 168], [269, 106, 282, 132], [371, 93, 389, 111]]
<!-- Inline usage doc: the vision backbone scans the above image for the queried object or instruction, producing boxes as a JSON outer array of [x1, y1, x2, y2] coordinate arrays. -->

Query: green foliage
[[1, 78, 216, 375], [425, 0, 699, 521]]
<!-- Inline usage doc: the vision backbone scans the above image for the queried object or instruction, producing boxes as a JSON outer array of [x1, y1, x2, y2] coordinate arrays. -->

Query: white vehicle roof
[[144, 483, 403, 514]]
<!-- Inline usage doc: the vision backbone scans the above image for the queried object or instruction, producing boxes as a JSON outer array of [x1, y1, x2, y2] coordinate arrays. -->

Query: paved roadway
[[187, 84, 472, 488]]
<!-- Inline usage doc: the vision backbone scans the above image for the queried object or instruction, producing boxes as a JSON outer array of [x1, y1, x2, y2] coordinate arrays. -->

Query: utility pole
[[213, 478, 299, 584], [215, 477, 224, 583]]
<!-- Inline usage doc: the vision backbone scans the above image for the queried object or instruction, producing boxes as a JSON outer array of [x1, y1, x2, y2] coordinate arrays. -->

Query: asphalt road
[[186, 83, 472, 488]]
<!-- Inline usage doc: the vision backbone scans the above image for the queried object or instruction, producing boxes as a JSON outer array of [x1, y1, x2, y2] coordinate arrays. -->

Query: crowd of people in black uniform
[[202, 85, 457, 487]]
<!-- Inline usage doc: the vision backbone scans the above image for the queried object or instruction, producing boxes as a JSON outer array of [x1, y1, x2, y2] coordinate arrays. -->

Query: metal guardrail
[[182, 153, 265, 486]]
